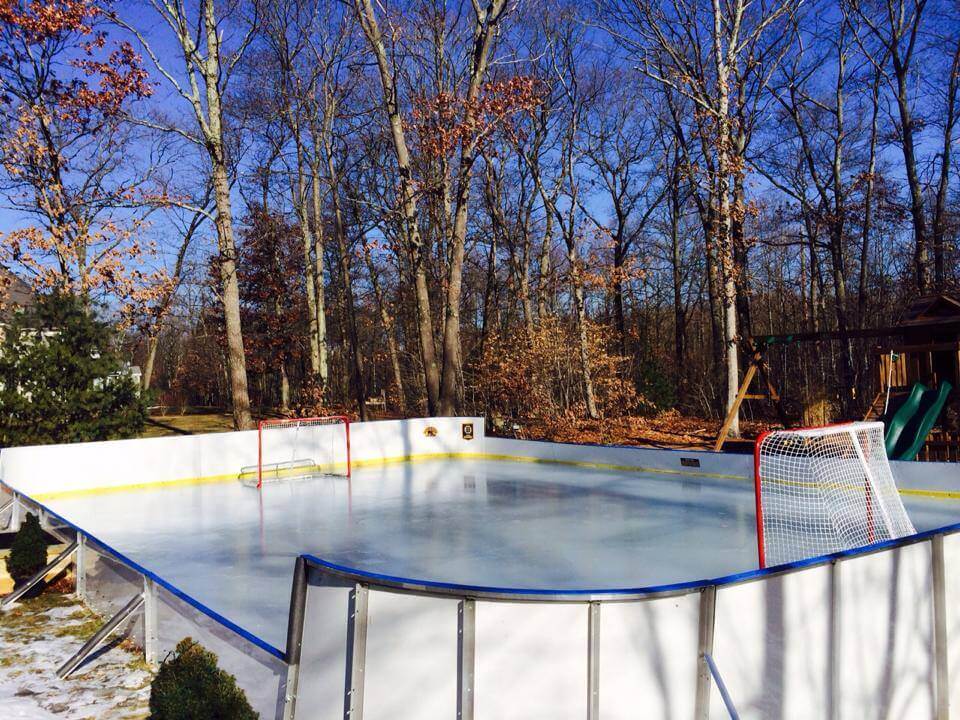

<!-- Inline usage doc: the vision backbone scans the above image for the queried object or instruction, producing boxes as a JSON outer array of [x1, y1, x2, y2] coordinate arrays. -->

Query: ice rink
[[42, 456, 960, 650]]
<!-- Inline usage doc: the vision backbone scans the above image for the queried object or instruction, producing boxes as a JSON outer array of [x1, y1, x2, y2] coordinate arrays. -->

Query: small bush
[[149, 638, 258, 720], [6, 512, 48, 594]]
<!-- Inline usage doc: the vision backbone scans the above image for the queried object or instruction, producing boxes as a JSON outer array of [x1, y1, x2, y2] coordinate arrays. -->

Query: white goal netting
[[239, 416, 351, 489], [755, 421, 915, 568]]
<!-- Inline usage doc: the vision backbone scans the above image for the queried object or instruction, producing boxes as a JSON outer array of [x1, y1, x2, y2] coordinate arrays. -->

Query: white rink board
[[712, 564, 833, 718], [0, 416, 485, 497], [3, 419, 960, 719], [838, 542, 935, 718], [599, 594, 699, 720], [363, 592, 459, 720]]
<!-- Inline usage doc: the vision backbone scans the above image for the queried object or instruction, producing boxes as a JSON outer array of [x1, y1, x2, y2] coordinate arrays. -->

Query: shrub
[[474, 317, 652, 421], [0, 291, 147, 446], [6, 512, 48, 594], [149, 638, 258, 720]]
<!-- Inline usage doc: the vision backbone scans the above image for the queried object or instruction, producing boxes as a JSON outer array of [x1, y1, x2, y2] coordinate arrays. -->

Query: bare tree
[[601, 0, 797, 434], [118, 0, 258, 429]]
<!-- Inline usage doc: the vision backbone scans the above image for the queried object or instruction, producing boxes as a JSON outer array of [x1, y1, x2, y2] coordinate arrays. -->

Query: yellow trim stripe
[[27, 450, 960, 502]]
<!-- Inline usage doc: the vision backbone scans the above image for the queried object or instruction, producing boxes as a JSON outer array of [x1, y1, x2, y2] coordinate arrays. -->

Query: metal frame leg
[[9, 492, 22, 532], [75, 534, 86, 601], [143, 577, 159, 668], [0, 497, 14, 530], [1, 540, 78, 609], [57, 592, 144, 678]]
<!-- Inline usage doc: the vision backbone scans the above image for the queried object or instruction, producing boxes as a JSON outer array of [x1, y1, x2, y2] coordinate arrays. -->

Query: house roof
[[0, 267, 36, 319]]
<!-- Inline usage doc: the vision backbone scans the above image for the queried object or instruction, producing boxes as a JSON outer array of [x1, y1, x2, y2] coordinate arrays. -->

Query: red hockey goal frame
[[256, 415, 351, 489]]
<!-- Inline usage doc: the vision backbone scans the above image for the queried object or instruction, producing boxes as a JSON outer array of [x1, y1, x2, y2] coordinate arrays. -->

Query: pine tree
[[0, 292, 147, 446], [6, 512, 48, 593], [149, 638, 258, 719]]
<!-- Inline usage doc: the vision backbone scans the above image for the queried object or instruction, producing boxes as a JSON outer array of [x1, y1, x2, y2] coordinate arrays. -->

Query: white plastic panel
[[0, 417, 486, 497], [713, 564, 832, 718], [838, 542, 934, 719], [483, 437, 753, 481], [599, 594, 699, 720], [297, 568, 355, 720], [363, 590, 459, 720], [474, 601, 586, 720], [942, 532, 960, 713], [156, 587, 286, 719]]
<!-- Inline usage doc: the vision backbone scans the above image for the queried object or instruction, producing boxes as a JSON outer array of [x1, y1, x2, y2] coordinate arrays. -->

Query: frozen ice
[[43, 457, 960, 650]]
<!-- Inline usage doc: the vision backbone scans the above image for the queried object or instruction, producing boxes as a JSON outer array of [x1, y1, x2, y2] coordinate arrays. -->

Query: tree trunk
[[143, 333, 160, 391], [353, 0, 440, 414], [325, 132, 368, 420], [310, 168, 329, 385], [932, 40, 960, 290], [613, 241, 627, 357], [363, 239, 406, 413], [669, 161, 686, 395], [859, 68, 881, 322], [568, 245, 599, 419], [210, 160, 254, 429], [894, 60, 929, 292], [712, 0, 740, 437], [536, 192, 555, 319], [193, 0, 253, 430], [292, 163, 322, 378], [438, 0, 508, 416]]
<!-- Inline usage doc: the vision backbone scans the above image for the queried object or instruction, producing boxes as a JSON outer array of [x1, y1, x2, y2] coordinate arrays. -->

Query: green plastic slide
[[884, 381, 953, 461], [884, 382, 927, 458]]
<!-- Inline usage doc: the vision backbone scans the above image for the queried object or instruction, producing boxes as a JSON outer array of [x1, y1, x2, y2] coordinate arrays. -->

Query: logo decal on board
[[462, 422, 474, 441]]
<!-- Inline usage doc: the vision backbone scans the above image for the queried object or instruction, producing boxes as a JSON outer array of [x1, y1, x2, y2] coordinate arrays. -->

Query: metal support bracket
[[57, 592, 144, 679], [1, 540, 78, 610], [344, 584, 369, 720], [694, 586, 717, 720], [0, 497, 14, 530], [932, 536, 949, 720], [458, 599, 476, 720], [281, 557, 308, 720], [704, 652, 740, 720], [588, 601, 601, 720]]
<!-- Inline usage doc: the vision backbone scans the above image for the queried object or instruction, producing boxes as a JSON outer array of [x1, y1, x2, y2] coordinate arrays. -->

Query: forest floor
[[0, 592, 152, 719], [143, 410, 775, 449], [510, 412, 773, 449]]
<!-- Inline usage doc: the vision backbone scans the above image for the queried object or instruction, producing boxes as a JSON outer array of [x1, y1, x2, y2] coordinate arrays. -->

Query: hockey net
[[754, 421, 915, 568], [239, 416, 351, 489]]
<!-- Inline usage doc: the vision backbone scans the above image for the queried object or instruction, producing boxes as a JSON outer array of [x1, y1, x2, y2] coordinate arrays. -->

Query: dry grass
[[140, 414, 236, 438]]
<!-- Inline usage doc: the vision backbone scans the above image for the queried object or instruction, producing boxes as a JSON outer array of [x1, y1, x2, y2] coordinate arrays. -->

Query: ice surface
[[43, 457, 960, 650]]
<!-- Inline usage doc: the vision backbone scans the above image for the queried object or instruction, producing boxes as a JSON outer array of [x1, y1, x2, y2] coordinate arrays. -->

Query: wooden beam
[[714, 361, 758, 452]]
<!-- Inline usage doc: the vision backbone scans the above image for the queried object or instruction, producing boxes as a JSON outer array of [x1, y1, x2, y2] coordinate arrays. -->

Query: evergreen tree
[[149, 638, 258, 720], [0, 292, 147, 446], [6, 512, 48, 594]]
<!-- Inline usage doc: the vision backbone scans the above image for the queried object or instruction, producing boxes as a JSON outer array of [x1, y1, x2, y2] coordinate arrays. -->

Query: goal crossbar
[[754, 421, 915, 568]]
